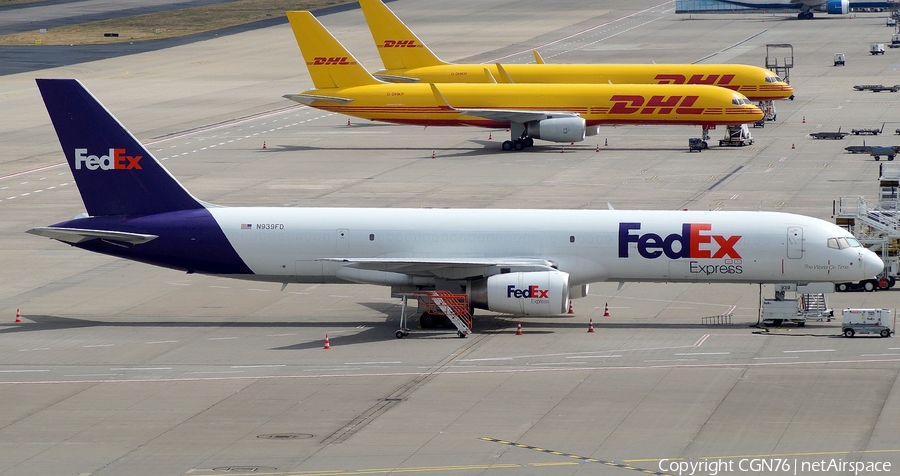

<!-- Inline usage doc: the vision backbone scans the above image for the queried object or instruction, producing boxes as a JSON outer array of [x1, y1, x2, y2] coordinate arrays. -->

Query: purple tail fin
[[36, 78, 204, 216]]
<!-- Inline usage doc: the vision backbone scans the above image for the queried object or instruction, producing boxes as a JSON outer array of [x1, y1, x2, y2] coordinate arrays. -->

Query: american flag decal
[[241, 223, 252, 230]]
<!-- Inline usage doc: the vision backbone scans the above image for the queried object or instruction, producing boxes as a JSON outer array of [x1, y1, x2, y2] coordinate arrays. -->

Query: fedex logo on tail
[[74, 148, 142, 170], [618, 223, 741, 259]]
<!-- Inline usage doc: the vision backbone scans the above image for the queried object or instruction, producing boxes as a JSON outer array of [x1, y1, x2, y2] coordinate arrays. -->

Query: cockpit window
[[765, 76, 784, 83], [731, 98, 752, 105], [828, 237, 862, 249]]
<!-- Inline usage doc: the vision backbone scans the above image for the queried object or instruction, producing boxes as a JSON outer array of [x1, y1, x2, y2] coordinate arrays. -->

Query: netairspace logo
[[658, 458, 891, 476]]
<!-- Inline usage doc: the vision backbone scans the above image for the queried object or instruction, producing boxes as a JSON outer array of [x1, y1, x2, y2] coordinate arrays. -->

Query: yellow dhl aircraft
[[358, 0, 794, 105], [284, 11, 764, 151]]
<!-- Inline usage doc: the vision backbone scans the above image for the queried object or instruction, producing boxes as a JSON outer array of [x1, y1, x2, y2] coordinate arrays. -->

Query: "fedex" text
[[74, 148, 142, 170], [618, 223, 742, 260], [507, 285, 549, 299]]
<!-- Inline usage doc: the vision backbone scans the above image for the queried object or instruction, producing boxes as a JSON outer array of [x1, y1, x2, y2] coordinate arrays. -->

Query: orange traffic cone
[[587, 318, 595, 333], [323, 334, 331, 350], [15, 308, 21, 324], [603, 302, 610, 317], [262, 141, 266, 149], [515, 322, 523, 336]]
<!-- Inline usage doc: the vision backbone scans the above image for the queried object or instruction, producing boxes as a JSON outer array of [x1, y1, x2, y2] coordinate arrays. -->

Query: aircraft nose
[[863, 250, 884, 277]]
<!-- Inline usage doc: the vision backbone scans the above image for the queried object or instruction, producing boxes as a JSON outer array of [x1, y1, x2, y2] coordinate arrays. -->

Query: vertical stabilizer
[[359, 0, 448, 70], [286, 11, 380, 89], [36, 78, 204, 217]]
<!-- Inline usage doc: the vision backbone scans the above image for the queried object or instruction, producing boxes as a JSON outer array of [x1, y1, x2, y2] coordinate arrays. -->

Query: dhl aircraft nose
[[863, 249, 885, 277]]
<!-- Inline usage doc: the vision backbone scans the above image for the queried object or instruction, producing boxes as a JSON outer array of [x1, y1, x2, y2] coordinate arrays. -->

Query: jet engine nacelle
[[470, 271, 570, 315], [821, 0, 849, 14], [525, 117, 586, 143]]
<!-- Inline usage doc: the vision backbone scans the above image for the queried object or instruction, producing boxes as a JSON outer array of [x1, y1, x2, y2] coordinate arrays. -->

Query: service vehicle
[[842, 308, 893, 337], [871, 43, 886, 55], [834, 53, 845, 65]]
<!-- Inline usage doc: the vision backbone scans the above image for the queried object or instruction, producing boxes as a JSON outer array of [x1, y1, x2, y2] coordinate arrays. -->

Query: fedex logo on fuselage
[[74, 148, 142, 170], [609, 95, 703, 115], [310, 57, 353, 65], [653, 74, 736, 86], [618, 223, 741, 260], [507, 285, 549, 299], [381, 40, 419, 48]]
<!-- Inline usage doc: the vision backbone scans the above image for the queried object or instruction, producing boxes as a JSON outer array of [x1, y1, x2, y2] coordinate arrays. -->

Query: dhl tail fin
[[286, 11, 380, 89], [359, 0, 448, 70]]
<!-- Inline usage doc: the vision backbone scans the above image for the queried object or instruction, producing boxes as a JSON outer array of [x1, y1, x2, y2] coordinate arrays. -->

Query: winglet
[[286, 11, 380, 89], [35, 78, 204, 217], [429, 84, 455, 109], [532, 50, 545, 64], [495, 63, 515, 84], [359, 0, 448, 70]]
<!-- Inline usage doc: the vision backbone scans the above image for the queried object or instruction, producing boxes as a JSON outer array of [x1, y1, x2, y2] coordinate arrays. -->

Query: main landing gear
[[502, 137, 534, 151], [797, 11, 813, 19]]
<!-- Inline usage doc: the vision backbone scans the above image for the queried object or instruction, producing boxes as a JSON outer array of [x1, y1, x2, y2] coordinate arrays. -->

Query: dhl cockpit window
[[765, 76, 784, 83], [731, 97, 752, 105], [828, 237, 863, 249]]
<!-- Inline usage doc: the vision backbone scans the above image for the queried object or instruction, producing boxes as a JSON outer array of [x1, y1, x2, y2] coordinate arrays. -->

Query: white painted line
[[783, 349, 835, 353], [231, 365, 286, 368], [645, 359, 697, 362], [208, 337, 238, 341], [675, 352, 730, 356], [0, 369, 49, 373], [110, 367, 172, 371], [83, 344, 115, 348], [694, 334, 710, 347], [752, 356, 799, 360], [18, 348, 50, 352], [267, 333, 297, 337], [185, 371, 244, 375], [145, 340, 178, 344], [460, 357, 513, 362], [345, 362, 401, 365], [65, 374, 122, 377], [860, 353, 900, 357], [566, 355, 621, 359]]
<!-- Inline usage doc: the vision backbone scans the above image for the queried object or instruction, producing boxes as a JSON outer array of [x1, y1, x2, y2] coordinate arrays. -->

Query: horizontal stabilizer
[[283, 93, 354, 105], [27, 227, 158, 245]]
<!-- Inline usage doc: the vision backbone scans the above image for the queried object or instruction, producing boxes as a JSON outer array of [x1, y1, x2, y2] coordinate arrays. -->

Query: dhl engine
[[525, 117, 586, 143], [469, 271, 570, 315]]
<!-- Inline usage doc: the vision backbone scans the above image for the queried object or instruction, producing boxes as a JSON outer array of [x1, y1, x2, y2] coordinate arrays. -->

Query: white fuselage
[[209, 208, 881, 286]]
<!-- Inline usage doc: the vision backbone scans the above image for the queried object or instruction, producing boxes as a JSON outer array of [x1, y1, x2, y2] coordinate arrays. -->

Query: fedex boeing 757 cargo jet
[[29, 79, 882, 337]]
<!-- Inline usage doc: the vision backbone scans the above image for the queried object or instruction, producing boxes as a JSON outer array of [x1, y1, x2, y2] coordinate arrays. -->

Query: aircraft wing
[[320, 257, 558, 277], [455, 109, 579, 124], [428, 83, 579, 124], [27, 227, 158, 245]]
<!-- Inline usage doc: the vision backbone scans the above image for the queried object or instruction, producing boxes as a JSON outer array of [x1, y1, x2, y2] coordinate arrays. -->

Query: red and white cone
[[262, 141, 266, 149], [802, 116, 805, 124], [604, 138, 608, 146], [15, 308, 21, 324], [515, 322, 523, 336], [431, 150, 435, 159], [323, 334, 331, 350], [603, 302, 610, 317], [791, 143, 795, 150], [347, 119, 351, 126], [595, 144, 600, 152], [489, 132, 492, 140], [587, 318, 595, 333], [568, 301, 574, 314]]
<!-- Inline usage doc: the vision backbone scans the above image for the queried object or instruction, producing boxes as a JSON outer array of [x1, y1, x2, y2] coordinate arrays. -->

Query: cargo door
[[787, 226, 803, 259]]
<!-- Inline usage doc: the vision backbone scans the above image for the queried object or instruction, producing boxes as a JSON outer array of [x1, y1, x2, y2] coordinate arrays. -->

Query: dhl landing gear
[[501, 123, 534, 152]]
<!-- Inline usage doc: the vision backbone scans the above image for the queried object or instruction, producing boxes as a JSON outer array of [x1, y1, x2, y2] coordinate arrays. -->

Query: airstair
[[395, 290, 472, 339], [799, 293, 833, 321]]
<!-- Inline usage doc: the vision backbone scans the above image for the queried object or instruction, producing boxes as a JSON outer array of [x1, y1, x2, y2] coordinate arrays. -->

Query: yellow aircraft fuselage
[[373, 63, 793, 102], [297, 82, 764, 127]]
